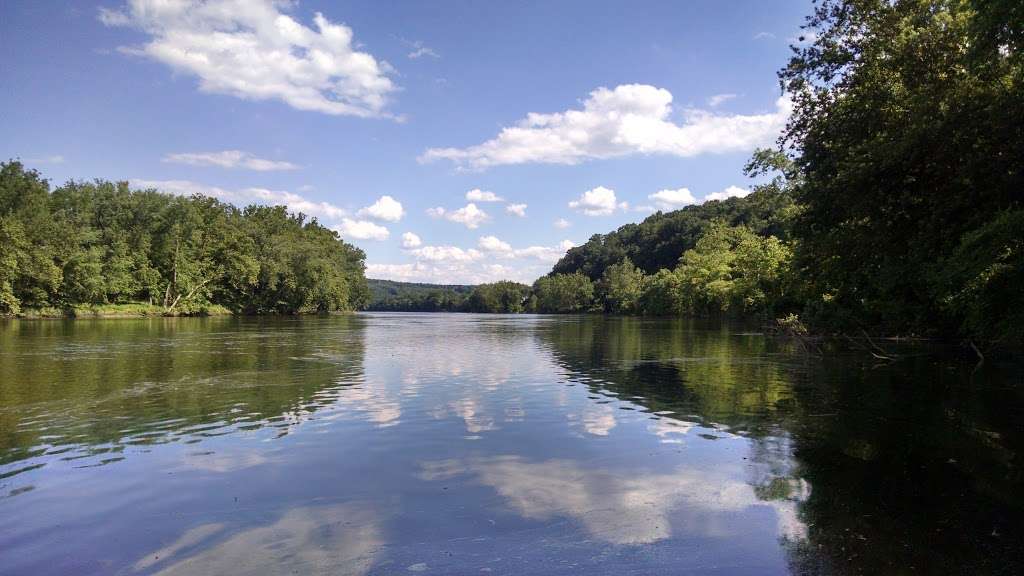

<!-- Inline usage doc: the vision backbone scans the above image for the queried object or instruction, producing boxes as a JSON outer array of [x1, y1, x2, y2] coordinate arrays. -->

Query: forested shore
[[0, 162, 369, 317]]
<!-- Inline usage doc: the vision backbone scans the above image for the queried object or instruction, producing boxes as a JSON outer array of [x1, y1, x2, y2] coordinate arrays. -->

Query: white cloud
[[753, 31, 776, 40], [648, 187, 698, 210], [100, 0, 397, 118], [22, 155, 65, 165], [129, 179, 347, 221], [478, 236, 512, 253], [705, 185, 752, 202], [426, 203, 490, 229], [505, 203, 527, 217], [417, 456, 807, 545], [401, 232, 422, 248], [366, 262, 537, 285], [420, 84, 790, 169], [406, 40, 440, 60], [334, 218, 389, 241], [408, 245, 482, 262], [357, 195, 404, 222], [707, 93, 738, 107], [162, 150, 299, 171], [465, 189, 503, 202], [374, 236, 576, 284], [97, 6, 131, 26], [554, 218, 571, 229], [513, 240, 575, 263], [569, 186, 625, 216], [477, 237, 575, 263]]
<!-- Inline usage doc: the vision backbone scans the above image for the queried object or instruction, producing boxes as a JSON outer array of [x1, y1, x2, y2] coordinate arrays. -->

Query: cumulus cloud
[[420, 84, 790, 169], [162, 150, 299, 171], [753, 31, 776, 40], [366, 262, 534, 285], [478, 236, 512, 253], [554, 218, 572, 229], [465, 189, 503, 202], [401, 232, 422, 248], [569, 186, 626, 216], [426, 203, 490, 229], [513, 240, 576, 263], [476, 237, 575, 263], [707, 93, 738, 107], [99, 0, 397, 118], [374, 236, 575, 284], [357, 195, 404, 222], [505, 203, 527, 217], [705, 185, 752, 202], [334, 218, 389, 241], [130, 179, 347, 221], [408, 245, 482, 262], [648, 187, 698, 210]]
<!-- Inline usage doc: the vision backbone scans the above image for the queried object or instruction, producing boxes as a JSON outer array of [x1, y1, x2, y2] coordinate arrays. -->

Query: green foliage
[[675, 222, 793, 315], [638, 269, 683, 316], [531, 272, 596, 313], [366, 279, 473, 312], [933, 209, 1024, 342], [552, 187, 796, 281], [0, 161, 367, 316], [465, 281, 531, 313], [781, 0, 1023, 339], [598, 259, 645, 314]]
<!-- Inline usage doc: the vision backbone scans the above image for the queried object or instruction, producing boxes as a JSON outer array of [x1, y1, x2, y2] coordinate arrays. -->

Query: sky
[[1, 0, 813, 285]]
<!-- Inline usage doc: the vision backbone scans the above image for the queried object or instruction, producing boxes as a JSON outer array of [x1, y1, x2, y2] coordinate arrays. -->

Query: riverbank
[[9, 303, 233, 319], [4, 303, 372, 319]]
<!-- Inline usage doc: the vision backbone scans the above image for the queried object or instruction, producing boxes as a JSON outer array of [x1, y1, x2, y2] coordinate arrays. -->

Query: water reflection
[[418, 454, 806, 545], [136, 504, 383, 576], [0, 313, 1020, 575], [0, 316, 367, 475]]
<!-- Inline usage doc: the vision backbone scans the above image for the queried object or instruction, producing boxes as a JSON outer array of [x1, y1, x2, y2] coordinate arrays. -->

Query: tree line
[[0, 162, 369, 315]]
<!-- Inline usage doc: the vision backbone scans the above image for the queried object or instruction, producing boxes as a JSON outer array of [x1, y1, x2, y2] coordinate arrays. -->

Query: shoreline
[[3, 304, 359, 320]]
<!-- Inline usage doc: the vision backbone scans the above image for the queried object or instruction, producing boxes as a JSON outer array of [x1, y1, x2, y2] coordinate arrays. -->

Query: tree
[[0, 162, 62, 311], [552, 187, 796, 281], [638, 269, 683, 316], [465, 281, 530, 313], [598, 259, 646, 314], [532, 272, 595, 313], [675, 222, 794, 315], [0, 161, 369, 316], [780, 0, 1023, 338]]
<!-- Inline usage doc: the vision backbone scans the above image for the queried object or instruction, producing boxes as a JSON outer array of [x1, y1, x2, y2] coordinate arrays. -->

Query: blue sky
[[1, 0, 812, 284]]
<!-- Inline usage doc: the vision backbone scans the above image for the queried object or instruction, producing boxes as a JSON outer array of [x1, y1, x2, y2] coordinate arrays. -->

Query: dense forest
[[367, 279, 531, 313], [367, 279, 473, 312], [0, 162, 369, 316]]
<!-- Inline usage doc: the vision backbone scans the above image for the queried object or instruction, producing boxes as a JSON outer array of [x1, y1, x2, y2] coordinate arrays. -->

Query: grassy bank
[[10, 303, 233, 319]]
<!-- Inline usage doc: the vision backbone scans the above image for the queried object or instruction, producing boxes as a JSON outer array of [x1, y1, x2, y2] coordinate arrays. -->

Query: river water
[[0, 313, 1021, 575]]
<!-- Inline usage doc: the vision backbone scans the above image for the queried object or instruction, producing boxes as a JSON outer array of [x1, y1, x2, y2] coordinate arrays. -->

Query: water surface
[[1, 314, 1021, 575]]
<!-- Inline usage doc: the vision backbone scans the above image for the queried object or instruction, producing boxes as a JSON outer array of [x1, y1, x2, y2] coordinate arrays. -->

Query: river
[[0, 313, 1021, 575]]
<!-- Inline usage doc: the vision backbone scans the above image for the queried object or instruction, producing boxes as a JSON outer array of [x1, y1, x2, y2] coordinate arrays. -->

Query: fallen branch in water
[[770, 314, 823, 356]]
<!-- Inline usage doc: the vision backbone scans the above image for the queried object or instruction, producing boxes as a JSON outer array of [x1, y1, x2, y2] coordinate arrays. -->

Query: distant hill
[[366, 279, 474, 312], [550, 189, 796, 281]]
